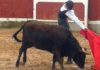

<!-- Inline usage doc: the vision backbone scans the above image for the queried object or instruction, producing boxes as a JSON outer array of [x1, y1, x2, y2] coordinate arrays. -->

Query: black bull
[[13, 21, 86, 70]]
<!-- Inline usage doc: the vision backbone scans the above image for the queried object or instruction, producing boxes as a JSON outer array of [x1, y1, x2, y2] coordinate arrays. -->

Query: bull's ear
[[78, 48, 84, 53], [80, 48, 88, 55], [79, 50, 86, 55]]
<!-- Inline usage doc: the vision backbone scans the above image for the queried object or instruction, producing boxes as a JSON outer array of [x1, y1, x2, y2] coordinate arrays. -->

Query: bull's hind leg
[[23, 42, 33, 66], [16, 47, 24, 67], [23, 49, 27, 65]]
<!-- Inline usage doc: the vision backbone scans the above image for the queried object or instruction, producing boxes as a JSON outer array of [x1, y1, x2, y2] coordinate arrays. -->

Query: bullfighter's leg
[[16, 47, 24, 67]]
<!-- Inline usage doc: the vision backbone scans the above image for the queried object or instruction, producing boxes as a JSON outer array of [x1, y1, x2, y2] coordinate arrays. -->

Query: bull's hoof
[[16, 62, 19, 67], [16, 65, 19, 67], [66, 61, 73, 64]]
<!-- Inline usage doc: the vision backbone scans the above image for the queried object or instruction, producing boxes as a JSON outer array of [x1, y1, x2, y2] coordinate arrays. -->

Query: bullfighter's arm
[[65, 10, 87, 30]]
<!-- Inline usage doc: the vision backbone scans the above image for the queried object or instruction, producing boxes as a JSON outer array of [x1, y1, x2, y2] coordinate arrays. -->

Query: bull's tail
[[12, 21, 30, 42], [12, 23, 25, 42]]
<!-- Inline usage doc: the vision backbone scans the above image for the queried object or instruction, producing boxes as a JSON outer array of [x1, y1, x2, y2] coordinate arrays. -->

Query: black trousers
[[58, 18, 70, 30], [58, 18, 81, 52]]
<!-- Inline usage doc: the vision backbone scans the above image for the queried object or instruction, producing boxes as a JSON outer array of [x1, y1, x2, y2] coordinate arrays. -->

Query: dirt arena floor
[[0, 28, 94, 70]]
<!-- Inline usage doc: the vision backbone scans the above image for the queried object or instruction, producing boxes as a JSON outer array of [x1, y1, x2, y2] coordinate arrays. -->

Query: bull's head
[[73, 51, 86, 69]]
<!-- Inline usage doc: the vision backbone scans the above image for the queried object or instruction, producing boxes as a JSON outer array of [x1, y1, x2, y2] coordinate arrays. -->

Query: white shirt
[[60, 4, 87, 30]]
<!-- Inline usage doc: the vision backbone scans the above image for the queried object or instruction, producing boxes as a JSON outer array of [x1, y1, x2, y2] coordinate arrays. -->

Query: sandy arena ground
[[0, 28, 94, 70]]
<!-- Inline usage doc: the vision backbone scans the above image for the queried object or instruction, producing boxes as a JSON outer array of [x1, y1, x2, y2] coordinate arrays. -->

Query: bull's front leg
[[55, 51, 65, 70], [57, 56, 65, 70], [52, 55, 57, 70], [66, 57, 73, 64]]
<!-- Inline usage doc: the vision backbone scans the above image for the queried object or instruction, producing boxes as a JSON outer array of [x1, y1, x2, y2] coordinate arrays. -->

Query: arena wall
[[0, 0, 100, 32]]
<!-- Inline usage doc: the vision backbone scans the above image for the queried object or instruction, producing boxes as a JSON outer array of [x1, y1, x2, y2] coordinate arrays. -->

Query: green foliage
[[0, 20, 47, 29], [0, 21, 25, 28]]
